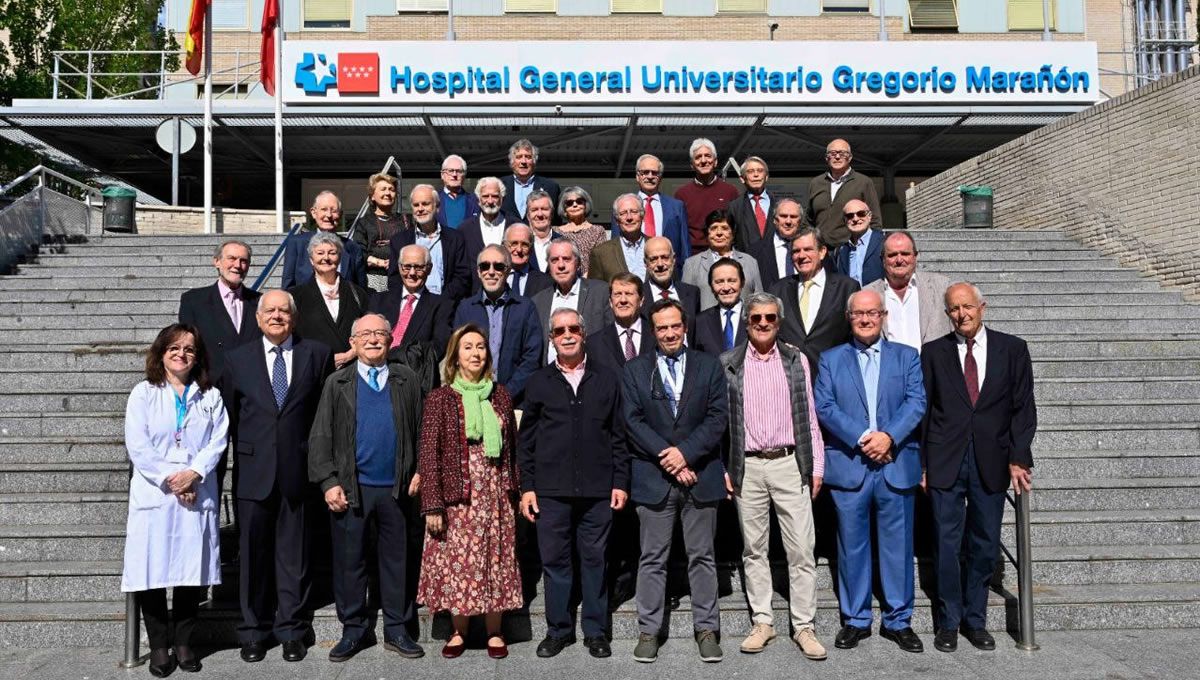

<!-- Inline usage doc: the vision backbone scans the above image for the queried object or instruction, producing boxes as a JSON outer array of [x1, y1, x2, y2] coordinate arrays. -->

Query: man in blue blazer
[[622, 298, 729, 663], [815, 289, 926, 654], [453, 244, 543, 405], [281, 191, 366, 289], [223, 289, 335, 663], [501, 139, 562, 225], [611, 155, 690, 274], [832, 200, 884, 287]]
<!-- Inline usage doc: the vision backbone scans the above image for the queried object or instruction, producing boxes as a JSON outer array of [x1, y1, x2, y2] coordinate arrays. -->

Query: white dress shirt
[[955, 325, 988, 394], [479, 214, 506, 246], [799, 268, 827, 334], [884, 278, 923, 352], [773, 233, 792, 279], [828, 168, 853, 201], [533, 233, 555, 273], [263, 335, 294, 384]]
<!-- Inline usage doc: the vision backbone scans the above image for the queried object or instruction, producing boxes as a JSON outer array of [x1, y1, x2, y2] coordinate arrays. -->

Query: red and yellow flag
[[260, 0, 280, 95], [184, 0, 209, 76]]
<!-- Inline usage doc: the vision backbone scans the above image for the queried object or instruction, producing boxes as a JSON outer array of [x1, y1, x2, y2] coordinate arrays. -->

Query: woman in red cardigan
[[417, 323, 523, 659]]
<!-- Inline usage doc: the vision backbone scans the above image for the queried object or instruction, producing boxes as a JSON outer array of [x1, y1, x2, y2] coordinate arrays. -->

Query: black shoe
[[934, 629, 957, 652], [384, 633, 425, 659], [329, 633, 374, 662], [239, 641, 267, 663], [584, 636, 612, 658], [962, 628, 996, 650], [834, 624, 871, 649], [281, 639, 307, 662], [148, 647, 175, 677], [536, 634, 575, 658], [880, 627, 924, 653], [174, 645, 201, 672]]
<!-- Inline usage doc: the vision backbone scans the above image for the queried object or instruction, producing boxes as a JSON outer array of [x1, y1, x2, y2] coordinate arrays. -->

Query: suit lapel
[[206, 284, 239, 338], [846, 344, 869, 413], [943, 338, 972, 407], [403, 294, 431, 343], [282, 341, 309, 411], [255, 343, 278, 412], [809, 277, 841, 332], [977, 332, 1002, 406], [673, 351, 700, 423]]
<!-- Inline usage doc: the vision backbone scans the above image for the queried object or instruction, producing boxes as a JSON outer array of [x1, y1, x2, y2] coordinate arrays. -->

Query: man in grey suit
[[864, 231, 952, 352], [533, 240, 611, 362]]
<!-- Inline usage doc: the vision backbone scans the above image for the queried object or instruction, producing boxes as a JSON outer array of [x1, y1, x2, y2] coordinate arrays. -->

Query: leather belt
[[746, 446, 794, 460]]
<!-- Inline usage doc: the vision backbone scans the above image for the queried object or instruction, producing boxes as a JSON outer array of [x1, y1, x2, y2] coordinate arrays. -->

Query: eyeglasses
[[166, 345, 197, 356], [849, 310, 886, 319], [478, 261, 509, 273], [748, 313, 778, 325], [399, 263, 427, 273], [825, 151, 851, 159], [550, 325, 583, 338], [354, 329, 391, 339], [563, 198, 586, 207], [636, 169, 662, 177], [441, 168, 464, 175], [843, 210, 871, 220]]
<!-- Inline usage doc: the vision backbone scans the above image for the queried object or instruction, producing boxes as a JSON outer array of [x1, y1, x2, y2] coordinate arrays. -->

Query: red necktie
[[963, 337, 979, 407], [753, 195, 767, 236], [661, 289, 670, 301], [643, 195, 657, 237], [624, 329, 637, 362], [391, 294, 416, 348]]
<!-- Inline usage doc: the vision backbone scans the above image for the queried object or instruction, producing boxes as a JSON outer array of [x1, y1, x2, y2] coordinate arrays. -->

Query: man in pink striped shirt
[[719, 291, 827, 660]]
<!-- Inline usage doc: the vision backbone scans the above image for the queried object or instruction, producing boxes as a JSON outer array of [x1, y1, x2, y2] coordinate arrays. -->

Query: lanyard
[[174, 383, 192, 445]]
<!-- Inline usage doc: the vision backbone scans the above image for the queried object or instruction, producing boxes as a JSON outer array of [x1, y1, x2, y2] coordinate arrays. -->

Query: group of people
[[120, 136, 1036, 676]]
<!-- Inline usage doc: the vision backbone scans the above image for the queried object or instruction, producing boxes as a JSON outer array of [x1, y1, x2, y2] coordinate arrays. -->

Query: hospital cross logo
[[295, 53, 337, 94], [294, 52, 380, 95]]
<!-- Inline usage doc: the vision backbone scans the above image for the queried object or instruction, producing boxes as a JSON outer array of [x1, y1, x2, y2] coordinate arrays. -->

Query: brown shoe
[[740, 623, 777, 653], [793, 627, 828, 660]]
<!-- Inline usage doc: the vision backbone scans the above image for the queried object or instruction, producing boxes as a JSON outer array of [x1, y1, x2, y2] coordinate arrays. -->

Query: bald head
[[644, 237, 676, 287], [843, 198, 872, 238]]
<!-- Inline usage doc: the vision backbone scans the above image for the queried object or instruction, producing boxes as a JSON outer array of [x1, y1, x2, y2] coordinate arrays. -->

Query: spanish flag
[[184, 0, 209, 76], [260, 0, 280, 95]]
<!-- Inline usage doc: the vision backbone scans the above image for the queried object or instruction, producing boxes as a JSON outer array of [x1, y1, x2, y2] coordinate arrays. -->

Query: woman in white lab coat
[[121, 323, 228, 676]]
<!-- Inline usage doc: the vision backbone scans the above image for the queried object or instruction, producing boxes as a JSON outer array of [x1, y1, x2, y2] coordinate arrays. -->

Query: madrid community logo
[[295, 52, 380, 95]]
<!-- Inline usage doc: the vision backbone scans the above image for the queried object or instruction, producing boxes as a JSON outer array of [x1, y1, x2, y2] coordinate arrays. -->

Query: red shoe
[[441, 636, 465, 659], [487, 636, 508, 659]]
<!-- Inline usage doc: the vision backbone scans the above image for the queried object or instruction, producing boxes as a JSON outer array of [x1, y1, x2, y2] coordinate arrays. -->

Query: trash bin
[[958, 185, 993, 229], [102, 186, 137, 233]]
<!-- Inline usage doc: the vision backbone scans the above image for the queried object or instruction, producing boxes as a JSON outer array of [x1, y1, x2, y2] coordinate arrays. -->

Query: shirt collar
[[617, 317, 644, 334], [555, 356, 586, 376], [638, 190, 658, 201], [216, 279, 241, 299], [416, 223, 441, 238], [316, 276, 340, 294], [693, 174, 718, 187], [827, 167, 854, 183], [553, 278, 581, 299], [482, 289, 510, 306], [657, 347, 686, 361], [849, 229, 873, 248], [263, 335, 294, 353], [802, 268, 827, 287], [513, 174, 536, 188], [747, 342, 779, 362], [621, 235, 645, 249], [719, 300, 743, 316], [442, 185, 462, 198], [401, 285, 424, 300], [356, 360, 389, 385], [956, 325, 988, 347], [481, 213, 505, 228], [851, 337, 882, 353]]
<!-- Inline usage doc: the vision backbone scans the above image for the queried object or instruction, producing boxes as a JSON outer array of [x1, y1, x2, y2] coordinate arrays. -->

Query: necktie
[[660, 288, 670, 301], [511, 269, 523, 295], [643, 195, 657, 237], [270, 346, 288, 409], [784, 242, 795, 276], [368, 367, 381, 391], [663, 356, 679, 417], [624, 328, 637, 362], [227, 290, 241, 333], [753, 195, 767, 236], [391, 294, 416, 348], [723, 308, 735, 351], [799, 279, 815, 330], [861, 347, 879, 431], [964, 337, 980, 407]]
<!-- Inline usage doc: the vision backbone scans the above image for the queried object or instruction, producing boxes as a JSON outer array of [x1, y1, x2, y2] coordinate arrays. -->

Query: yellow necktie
[[799, 279, 815, 329]]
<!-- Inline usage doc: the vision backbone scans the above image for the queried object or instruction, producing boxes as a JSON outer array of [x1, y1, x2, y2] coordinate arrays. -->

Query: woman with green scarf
[[416, 323, 523, 660]]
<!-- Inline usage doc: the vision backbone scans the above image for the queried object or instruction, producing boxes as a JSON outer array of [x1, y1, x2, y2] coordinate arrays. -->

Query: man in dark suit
[[501, 138, 561, 225], [178, 239, 262, 389], [693, 258, 747, 357], [436, 154, 480, 229], [532, 241, 610, 362], [308, 313, 425, 662], [589, 194, 647, 284], [456, 176, 507, 267], [729, 156, 796, 253], [501, 224, 552, 298], [282, 191, 366, 289], [370, 243, 452, 358], [807, 139, 882, 248], [526, 190, 564, 273], [641, 237, 700, 344], [611, 154, 690, 274], [453, 244, 544, 404], [832, 199, 884, 287], [769, 227, 860, 374], [518, 308, 629, 660], [223, 289, 335, 664], [748, 198, 804, 289], [386, 184, 471, 304], [814, 290, 926, 654], [922, 282, 1036, 653], [623, 298, 730, 663], [589, 272, 654, 371]]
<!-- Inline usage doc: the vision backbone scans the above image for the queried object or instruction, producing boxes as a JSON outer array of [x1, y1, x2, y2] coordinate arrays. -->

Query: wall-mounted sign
[[285, 40, 1099, 105]]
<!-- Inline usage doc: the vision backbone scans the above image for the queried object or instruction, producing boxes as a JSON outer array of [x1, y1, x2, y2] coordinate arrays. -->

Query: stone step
[[1035, 422, 1200, 450], [0, 438, 127, 464], [1032, 357, 1200, 379], [0, 413, 126, 438], [923, 260, 1127, 272], [0, 392, 135, 414], [919, 250, 1112, 261], [924, 270, 1148, 283], [1030, 478, 1200, 512], [0, 315, 181, 330], [0, 329, 163, 345], [1030, 450, 1200, 479], [0, 492, 128, 526], [1025, 338, 1200, 358], [1001, 509, 1200, 547], [984, 292, 1187, 306], [0, 560, 123, 603], [0, 348, 145, 371], [0, 371, 141, 392], [1028, 544, 1200, 586], [1034, 378, 1200, 401], [0, 525, 126, 562], [947, 281, 1167, 294], [988, 306, 1200, 321], [986, 319, 1194, 334], [0, 462, 130, 494], [1035, 400, 1200, 425]]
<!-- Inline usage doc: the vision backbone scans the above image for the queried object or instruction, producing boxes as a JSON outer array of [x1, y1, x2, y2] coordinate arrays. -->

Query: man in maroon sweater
[[673, 137, 739, 253]]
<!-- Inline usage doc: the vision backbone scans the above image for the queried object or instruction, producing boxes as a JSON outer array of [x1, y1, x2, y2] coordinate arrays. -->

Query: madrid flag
[[260, 0, 280, 95]]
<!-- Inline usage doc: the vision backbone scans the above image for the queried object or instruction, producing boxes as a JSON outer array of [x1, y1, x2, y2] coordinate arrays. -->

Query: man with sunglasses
[[720, 292, 828, 660], [832, 199, 884, 287], [806, 139, 882, 248], [518, 308, 629, 660], [813, 290, 926, 654], [453, 244, 543, 404], [613, 154, 690, 274]]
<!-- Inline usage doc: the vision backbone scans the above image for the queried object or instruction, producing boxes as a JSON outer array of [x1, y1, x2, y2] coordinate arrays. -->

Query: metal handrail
[[252, 222, 304, 292], [999, 489, 1039, 650], [346, 156, 405, 243], [0, 164, 102, 200]]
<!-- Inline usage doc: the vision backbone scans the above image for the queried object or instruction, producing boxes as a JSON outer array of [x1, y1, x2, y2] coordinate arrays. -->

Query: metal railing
[[52, 49, 264, 100], [1000, 489, 1038, 650], [0, 166, 103, 274], [346, 156, 406, 243], [252, 222, 304, 292]]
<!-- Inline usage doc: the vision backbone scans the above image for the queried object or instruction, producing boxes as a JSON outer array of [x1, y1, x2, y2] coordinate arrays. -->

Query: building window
[[1134, 0, 1194, 81], [822, 0, 870, 12], [303, 0, 352, 28], [907, 0, 958, 30], [211, 0, 248, 29], [718, 0, 768, 12], [396, 0, 448, 10], [1008, 0, 1055, 31], [504, 0, 557, 12], [611, 0, 662, 12]]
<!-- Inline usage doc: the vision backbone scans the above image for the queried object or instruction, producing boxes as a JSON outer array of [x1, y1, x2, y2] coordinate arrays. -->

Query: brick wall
[[905, 62, 1200, 298], [135, 205, 305, 234]]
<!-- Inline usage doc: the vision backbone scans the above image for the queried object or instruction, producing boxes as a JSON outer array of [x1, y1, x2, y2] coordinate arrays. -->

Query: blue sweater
[[355, 376, 397, 487]]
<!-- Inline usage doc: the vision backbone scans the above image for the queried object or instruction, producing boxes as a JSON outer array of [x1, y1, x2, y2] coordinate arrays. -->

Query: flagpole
[[274, 2, 284, 233], [203, 7, 213, 234]]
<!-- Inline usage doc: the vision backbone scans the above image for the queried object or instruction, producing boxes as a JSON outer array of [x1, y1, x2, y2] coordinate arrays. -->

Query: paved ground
[[2, 629, 1197, 680]]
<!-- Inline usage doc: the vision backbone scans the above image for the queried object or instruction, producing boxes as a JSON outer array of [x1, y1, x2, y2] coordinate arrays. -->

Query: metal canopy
[[1, 99, 1087, 208]]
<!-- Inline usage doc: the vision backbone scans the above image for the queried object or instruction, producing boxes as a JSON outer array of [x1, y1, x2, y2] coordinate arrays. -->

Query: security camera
[[555, 104, 563, 115], [769, 22, 780, 31]]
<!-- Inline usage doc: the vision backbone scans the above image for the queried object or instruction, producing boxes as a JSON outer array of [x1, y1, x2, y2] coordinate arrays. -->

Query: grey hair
[[503, 223, 532, 245], [257, 290, 297, 315], [525, 189, 553, 213], [307, 231, 344, 260], [548, 307, 586, 338], [557, 186, 593, 221], [311, 190, 342, 210], [635, 153, 664, 174], [826, 138, 853, 153], [410, 183, 440, 208], [689, 138, 717, 159], [741, 155, 769, 175], [612, 192, 644, 216], [945, 282, 987, 310], [508, 138, 539, 164], [213, 239, 252, 260], [399, 243, 432, 266], [351, 312, 392, 336], [477, 243, 513, 270], [547, 239, 584, 268], [441, 154, 467, 174], [474, 176, 506, 199], [845, 289, 886, 315], [742, 292, 785, 322], [774, 197, 804, 218]]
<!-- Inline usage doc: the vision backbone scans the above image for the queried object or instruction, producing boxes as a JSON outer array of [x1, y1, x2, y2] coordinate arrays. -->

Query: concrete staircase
[[1, 229, 1198, 647]]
